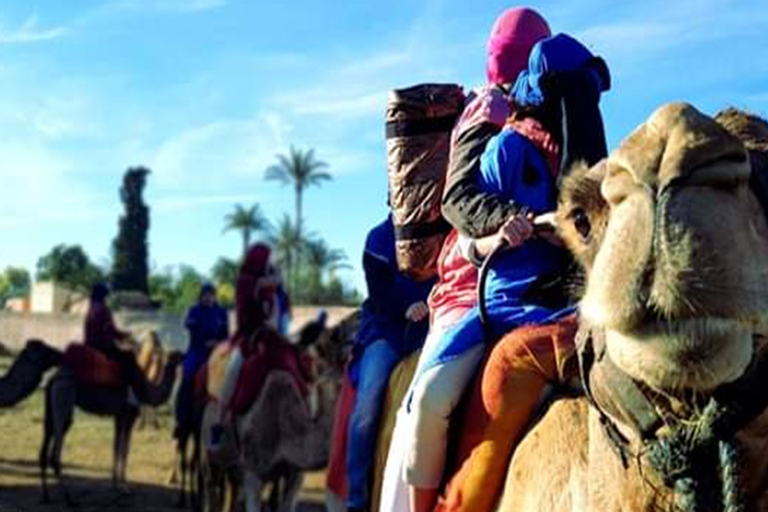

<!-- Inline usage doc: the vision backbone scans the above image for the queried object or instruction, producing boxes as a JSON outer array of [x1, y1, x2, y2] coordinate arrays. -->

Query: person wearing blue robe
[[346, 215, 435, 512], [174, 283, 229, 436]]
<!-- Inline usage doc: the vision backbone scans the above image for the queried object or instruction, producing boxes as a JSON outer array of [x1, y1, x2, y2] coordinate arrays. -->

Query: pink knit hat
[[486, 7, 551, 85]]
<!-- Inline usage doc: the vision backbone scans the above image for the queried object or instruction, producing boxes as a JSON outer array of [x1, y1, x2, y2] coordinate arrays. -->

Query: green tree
[[211, 257, 239, 288], [148, 265, 205, 313], [265, 146, 331, 246], [304, 239, 349, 303], [148, 270, 178, 311], [174, 265, 205, 313], [112, 167, 151, 293], [269, 215, 302, 293], [223, 203, 271, 258], [2, 267, 31, 300], [37, 245, 106, 292]]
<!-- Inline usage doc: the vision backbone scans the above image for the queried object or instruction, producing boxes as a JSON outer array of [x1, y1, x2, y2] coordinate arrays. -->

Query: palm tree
[[223, 203, 271, 258], [269, 215, 302, 292], [265, 146, 331, 243], [304, 239, 350, 303]]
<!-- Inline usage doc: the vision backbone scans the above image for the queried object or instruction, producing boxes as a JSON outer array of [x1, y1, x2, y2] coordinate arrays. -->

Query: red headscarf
[[235, 243, 278, 340]]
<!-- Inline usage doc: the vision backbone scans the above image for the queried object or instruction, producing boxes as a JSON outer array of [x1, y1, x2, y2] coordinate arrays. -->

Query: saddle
[[62, 344, 125, 388], [204, 341, 315, 416]]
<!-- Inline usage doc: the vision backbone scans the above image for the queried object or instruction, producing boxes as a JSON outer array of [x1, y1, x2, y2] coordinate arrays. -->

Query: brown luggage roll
[[386, 83, 465, 281]]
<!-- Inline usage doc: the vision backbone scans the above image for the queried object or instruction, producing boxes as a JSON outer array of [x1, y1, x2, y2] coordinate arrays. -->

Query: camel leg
[[243, 470, 263, 512], [278, 470, 303, 512], [113, 415, 122, 487], [114, 406, 138, 490], [39, 386, 54, 504], [176, 433, 188, 508], [121, 408, 138, 486], [49, 376, 76, 507], [191, 433, 200, 509]]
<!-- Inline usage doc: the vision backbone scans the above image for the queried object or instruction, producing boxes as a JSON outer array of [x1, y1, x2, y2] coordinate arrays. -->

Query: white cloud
[[575, 0, 768, 63], [150, 112, 293, 189], [154, 193, 264, 212], [0, 15, 67, 44], [105, 0, 228, 15], [0, 140, 104, 228]]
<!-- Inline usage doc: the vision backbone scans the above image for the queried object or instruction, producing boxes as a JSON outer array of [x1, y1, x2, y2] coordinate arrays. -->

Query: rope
[[719, 439, 744, 512], [645, 399, 744, 512]]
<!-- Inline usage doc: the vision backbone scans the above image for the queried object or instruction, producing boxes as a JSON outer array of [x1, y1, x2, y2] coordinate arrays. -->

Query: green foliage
[[268, 214, 301, 285], [210, 257, 239, 288], [36, 245, 107, 293], [265, 146, 331, 282], [223, 203, 271, 258], [0, 267, 31, 305], [112, 167, 151, 293], [149, 265, 206, 314]]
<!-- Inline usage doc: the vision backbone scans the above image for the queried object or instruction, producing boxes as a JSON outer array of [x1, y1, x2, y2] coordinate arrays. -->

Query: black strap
[[386, 114, 458, 139], [394, 218, 452, 240]]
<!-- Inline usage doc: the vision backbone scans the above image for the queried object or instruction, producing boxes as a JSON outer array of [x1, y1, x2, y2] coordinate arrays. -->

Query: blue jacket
[[354, 216, 435, 357], [479, 129, 573, 302], [183, 303, 229, 375]]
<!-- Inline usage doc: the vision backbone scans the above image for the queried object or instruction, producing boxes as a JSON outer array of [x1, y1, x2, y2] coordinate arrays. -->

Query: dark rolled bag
[[386, 83, 465, 281]]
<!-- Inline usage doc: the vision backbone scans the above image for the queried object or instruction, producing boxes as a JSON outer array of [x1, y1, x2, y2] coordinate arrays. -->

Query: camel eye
[[572, 208, 591, 240]]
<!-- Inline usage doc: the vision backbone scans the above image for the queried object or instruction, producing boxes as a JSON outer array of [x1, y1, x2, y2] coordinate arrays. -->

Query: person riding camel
[[405, 32, 611, 512], [83, 282, 147, 400], [441, 7, 552, 240], [344, 214, 435, 512], [174, 282, 229, 438], [209, 243, 314, 449]]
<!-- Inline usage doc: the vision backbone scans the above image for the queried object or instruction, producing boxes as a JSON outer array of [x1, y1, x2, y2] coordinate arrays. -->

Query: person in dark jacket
[[346, 215, 435, 512], [84, 282, 132, 358], [175, 283, 229, 436], [83, 282, 148, 400], [441, 7, 552, 239]]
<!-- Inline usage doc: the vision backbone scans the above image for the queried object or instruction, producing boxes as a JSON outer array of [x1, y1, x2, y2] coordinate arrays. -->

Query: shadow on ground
[[0, 468, 326, 512]]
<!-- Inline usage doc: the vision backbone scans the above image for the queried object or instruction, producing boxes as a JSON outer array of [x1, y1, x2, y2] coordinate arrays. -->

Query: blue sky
[[0, 0, 766, 293]]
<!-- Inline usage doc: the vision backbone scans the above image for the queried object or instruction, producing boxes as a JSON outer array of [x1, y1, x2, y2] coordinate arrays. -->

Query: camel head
[[558, 103, 768, 393]]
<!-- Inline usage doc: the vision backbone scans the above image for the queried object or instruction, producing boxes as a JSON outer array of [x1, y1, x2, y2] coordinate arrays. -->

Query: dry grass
[[0, 356, 327, 511]]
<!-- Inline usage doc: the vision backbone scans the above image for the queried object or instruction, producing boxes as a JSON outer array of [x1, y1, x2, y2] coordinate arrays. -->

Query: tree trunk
[[294, 185, 303, 295], [243, 230, 251, 260]]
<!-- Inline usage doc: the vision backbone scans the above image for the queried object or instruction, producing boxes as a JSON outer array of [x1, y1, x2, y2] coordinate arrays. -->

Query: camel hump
[[0, 339, 62, 408], [499, 397, 590, 511], [258, 371, 305, 408]]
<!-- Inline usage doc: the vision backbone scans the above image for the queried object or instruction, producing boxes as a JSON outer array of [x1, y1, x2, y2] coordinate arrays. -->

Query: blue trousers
[[346, 339, 401, 509]]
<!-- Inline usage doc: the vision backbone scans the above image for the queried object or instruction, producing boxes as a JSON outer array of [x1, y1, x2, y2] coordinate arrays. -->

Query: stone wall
[[0, 306, 358, 352]]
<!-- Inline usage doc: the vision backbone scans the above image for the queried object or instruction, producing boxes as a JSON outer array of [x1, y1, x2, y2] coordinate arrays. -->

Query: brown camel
[[198, 314, 357, 512], [199, 372, 339, 512], [496, 104, 768, 511], [34, 333, 183, 506]]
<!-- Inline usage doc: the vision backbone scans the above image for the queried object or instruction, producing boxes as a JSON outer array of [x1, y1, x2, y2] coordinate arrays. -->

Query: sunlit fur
[[557, 103, 768, 392]]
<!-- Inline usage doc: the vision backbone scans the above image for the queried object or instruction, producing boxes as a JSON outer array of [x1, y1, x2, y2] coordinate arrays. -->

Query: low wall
[[0, 311, 188, 352], [0, 306, 358, 352]]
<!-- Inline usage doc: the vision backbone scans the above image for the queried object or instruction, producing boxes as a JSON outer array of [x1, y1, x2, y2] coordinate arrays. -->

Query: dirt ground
[[0, 357, 327, 512]]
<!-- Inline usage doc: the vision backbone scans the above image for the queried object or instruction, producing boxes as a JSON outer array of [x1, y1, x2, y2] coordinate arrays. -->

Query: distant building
[[4, 297, 30, 312], [30, 282, 88, 315]]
